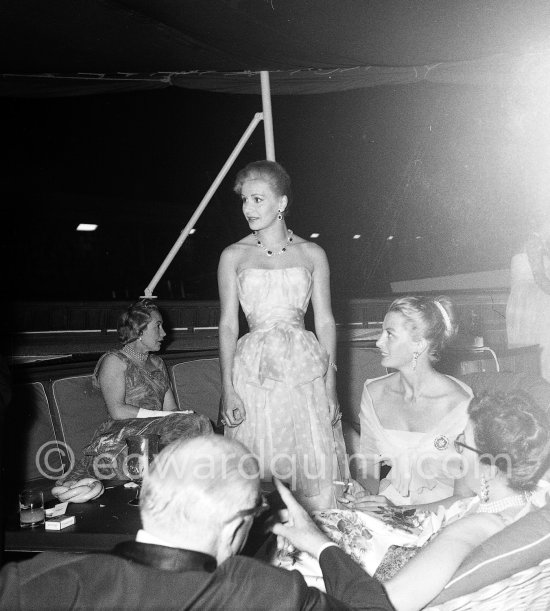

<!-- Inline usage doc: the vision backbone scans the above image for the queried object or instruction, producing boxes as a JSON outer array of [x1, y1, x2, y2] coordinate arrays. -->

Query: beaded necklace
[[122, 343, 149, 363], [476, 492, 528, 514], [253, 229, 294, 257]]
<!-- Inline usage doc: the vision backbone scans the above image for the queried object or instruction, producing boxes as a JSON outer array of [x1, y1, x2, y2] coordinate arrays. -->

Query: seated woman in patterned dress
[[52, 299, 212, 503]]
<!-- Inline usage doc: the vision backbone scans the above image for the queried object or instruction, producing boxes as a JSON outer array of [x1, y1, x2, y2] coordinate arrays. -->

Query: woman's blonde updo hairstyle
[[388, 295, 457, 362], [233, 160, 292, 217]]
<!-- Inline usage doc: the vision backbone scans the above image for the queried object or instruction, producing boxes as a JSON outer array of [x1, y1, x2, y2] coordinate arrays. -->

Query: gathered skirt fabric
[[226, 267, 348, 512]]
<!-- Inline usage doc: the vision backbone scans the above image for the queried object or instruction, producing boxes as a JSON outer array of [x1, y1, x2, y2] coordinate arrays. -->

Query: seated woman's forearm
[[384, 514, 503, 611], [108, 404, 171, 419], [409, 493, 468, 515]]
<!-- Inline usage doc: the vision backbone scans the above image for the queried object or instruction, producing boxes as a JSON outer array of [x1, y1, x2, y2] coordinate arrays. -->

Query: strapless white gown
[[225, 267, 348, 512]]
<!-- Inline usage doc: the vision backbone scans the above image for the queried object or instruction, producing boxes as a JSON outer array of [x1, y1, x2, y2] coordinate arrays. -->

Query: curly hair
[[468, 390, 550, 492], [387, 295, 457, 362], [117, 299, 160, 345], [233, 160, 292, 217]]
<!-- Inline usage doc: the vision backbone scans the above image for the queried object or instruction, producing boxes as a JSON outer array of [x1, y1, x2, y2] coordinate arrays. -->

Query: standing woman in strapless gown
[[218, 160, 348, 512], [506, 215, 550, 382]]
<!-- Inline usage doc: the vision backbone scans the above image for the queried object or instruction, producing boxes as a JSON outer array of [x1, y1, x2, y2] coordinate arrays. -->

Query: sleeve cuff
[[317, 542, 339, 560]]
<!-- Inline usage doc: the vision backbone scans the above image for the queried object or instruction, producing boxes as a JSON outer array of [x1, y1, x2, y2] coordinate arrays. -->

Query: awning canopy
[[2, 0, 550, 97]]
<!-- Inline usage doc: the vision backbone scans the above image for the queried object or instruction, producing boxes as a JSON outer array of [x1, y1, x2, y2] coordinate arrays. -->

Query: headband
[[434, 300, 452, 332]]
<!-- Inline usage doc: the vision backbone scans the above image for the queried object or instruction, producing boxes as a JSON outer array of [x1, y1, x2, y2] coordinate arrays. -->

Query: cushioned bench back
[[459, 371, 550, 413], [8, 382, 60, 483], [338, 346, 387, 422], [51, 375, 109, 473], [171, 358, 221, 423]]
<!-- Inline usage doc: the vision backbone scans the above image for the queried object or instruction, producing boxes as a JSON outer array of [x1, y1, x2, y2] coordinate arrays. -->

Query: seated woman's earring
[[277, 209, 283, 221], [412, 351, 419, 370], [480, 474, 490, 503]]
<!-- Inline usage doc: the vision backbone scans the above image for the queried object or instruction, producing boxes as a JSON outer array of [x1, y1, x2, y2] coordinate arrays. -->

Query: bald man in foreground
[[0, 436, 393, 610]]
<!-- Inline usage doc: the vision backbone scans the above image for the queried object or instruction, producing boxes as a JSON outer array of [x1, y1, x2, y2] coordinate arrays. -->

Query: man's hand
[[269, 479, 331, 558]]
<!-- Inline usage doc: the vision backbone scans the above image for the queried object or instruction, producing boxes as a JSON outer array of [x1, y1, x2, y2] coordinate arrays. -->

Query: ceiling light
[[353, 234, 361, 239], [76, 223, 98, 232], [310, 233, 320, 238], [189, 228, 196, 234]]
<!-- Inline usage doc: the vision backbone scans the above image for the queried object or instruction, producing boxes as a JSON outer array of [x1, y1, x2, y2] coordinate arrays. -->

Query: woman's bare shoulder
[[293, 238, 329, 270], [366, 373, 398, 398], [97, 351, 127, 376], [221, 238, 254, 255], [295, 236, 325, 256], [219, 239, 254, 269], [439, 373, 472, 401]]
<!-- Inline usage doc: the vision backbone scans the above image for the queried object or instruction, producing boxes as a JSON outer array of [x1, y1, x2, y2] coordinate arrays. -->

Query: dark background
[[2, 79, 534, 301]]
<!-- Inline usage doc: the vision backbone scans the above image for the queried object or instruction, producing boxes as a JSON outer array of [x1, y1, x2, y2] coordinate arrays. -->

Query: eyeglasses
[[224, 494, 270, 523], [454, 431, 483, 455]]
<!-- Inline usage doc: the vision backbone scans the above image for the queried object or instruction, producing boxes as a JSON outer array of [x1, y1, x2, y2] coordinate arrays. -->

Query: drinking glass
[[125, 434, 160, 507], [19, 489, 45, 528]]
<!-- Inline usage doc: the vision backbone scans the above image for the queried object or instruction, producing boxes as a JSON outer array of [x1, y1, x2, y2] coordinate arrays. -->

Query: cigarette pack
[[45, 515, 76, 530]]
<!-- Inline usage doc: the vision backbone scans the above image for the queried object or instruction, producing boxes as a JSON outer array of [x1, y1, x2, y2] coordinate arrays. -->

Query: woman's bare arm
[[384, 513, 504, 611], [162, 388, 179, 412], [97, 354, 145, 419], [310, 244, 339, 422], [217, 246, 246, 426]]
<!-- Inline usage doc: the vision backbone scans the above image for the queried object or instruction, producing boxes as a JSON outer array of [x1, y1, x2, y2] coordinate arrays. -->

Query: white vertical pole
[[261, 71, 275, 161]]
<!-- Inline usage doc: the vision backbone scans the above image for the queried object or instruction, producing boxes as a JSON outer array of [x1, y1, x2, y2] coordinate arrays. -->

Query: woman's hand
[[220, 388, 246, 427], [325, 382, 342, 426], [340, 480, 395, 512], [51, 478, 104, 503]]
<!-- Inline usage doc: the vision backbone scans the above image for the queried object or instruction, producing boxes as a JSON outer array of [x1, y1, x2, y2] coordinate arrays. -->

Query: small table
[[4, 481, 277, 556], [4, 483, 140, 554]]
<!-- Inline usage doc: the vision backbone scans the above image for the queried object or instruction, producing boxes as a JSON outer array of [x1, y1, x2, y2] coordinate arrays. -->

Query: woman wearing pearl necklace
[[380, 389, 550, 609], [52, 299, 213, 503], [218, 160, 348, 512], [289, 390, 550, 610]]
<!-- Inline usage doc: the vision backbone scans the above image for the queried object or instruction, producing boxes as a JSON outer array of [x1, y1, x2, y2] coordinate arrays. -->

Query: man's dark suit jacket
[[0, 541, 394, 610]]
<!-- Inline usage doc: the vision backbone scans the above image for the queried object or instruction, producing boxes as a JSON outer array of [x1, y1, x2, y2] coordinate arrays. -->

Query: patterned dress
[[61, 350, 212, 482], [225, 267, 348, 512]]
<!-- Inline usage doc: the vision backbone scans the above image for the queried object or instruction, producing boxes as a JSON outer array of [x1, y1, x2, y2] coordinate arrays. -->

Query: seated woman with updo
[[344, 295, 473, 509], [52, 299, 213, 503]]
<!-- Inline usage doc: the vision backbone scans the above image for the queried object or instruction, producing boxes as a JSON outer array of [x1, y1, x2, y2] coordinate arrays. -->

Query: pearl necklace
[[122, 343, 149, 363], [253, 229, 294, 256], [476, 492, 528, 514]]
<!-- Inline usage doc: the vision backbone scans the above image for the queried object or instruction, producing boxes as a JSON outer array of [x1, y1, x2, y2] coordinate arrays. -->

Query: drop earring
[[412, 351, 419, 370], [277, 209, 283, 221], [480, 474, 490, 503]]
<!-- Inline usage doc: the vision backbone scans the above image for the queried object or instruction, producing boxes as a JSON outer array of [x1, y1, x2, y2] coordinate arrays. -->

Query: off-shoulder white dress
[[359, 374, 473, 505]]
